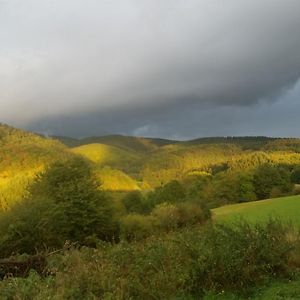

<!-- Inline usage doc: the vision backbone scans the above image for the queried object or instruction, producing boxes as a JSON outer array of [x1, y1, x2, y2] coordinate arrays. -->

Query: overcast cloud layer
[[1, 0, 300, 138]]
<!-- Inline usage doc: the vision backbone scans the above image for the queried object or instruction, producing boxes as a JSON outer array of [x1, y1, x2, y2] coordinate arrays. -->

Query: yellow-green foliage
[[0, 124, 73, 209], [0, 170, 38, 209], [96, 167, 140, 191], [120, 202, 211, 241], [142, 144, 241, 186], [142, 145, 300, 187], [0, 157, 118, 256], [72, 143, 143, 175], [72, 143, 138, 165], [263, 138, 300, 152], [3, 123, 300, 200]]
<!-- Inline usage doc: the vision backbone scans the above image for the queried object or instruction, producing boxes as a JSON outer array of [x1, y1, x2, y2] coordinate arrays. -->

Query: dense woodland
[[1, 124, 300, 298]]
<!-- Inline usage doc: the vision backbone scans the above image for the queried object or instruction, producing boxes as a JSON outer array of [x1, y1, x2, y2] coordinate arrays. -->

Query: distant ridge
[[53, 134, 285, 151], [52, 134, 176, 152]]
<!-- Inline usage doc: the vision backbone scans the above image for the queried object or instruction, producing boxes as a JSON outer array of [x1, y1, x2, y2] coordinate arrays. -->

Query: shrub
[[151, 203, 181, 231], [120, 214, 156, 241], [187, 219, 298, 294], [177, 202, 211, 226]]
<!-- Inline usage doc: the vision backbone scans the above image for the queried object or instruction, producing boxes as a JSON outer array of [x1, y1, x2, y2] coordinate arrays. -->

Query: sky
[[1, 0, 300, 139]]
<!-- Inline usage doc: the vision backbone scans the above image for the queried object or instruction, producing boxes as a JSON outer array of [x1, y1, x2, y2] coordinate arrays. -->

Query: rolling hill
[[56, 134, 300, 188], [71, 143, 141, 168], [55, 134, 175, 153], [3, 123, 300, 203]]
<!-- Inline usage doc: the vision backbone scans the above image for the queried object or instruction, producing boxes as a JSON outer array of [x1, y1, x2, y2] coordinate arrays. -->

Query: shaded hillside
[[185, 136, 277, 150], [56, 135, 279, 151]]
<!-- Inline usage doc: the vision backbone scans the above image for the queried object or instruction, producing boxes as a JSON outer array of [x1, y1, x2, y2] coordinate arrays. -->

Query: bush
[[151, 203, 181, 231], [177, 202, 211, 226], [187, 219, 298, 294], [120, 214, 156, 241]]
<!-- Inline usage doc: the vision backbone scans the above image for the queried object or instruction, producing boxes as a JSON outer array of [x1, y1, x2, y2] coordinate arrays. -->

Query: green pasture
[[213, 195, 300, 225]]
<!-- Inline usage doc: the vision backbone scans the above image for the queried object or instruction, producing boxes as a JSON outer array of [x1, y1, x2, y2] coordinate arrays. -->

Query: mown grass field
[[213, 194, 300, 225]]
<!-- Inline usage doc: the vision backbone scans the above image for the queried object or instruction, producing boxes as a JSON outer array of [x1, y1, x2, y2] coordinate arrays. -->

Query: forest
[[1, 124, 300, 299]]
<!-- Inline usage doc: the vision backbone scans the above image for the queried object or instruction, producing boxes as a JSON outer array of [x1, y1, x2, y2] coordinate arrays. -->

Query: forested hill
[[0, 124, 70, 171], [55, 134, 286, 151], [0, 124, 73, 209], [2, 123, 300, 210], [53, 134, 176, 153]]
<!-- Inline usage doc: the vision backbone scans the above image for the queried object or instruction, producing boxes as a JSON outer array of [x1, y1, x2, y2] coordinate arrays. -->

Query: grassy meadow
[[213, 194, 300, 225]]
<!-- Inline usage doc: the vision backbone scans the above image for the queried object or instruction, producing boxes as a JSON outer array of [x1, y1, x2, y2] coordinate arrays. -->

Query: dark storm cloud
[[1, 0, 300, 137]]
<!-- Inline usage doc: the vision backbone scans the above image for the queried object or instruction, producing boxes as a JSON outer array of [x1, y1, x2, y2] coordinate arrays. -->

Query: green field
[[213, 195, 300, 225]]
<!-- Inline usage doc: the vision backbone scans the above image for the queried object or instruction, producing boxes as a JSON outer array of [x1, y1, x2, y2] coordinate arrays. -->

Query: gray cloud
[[1, 0, 300, 138]]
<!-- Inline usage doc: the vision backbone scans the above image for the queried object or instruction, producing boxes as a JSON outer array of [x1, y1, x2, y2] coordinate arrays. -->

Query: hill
[[71, 143, 142, 168], [55, 134, 175, 153], [71, 143, 143, 190], [54, 134, 300, 188], [185, 136, 276, 150], [3, 124, 300, 197], [0, 124, 73, 209], [213, 195, 300, 225]]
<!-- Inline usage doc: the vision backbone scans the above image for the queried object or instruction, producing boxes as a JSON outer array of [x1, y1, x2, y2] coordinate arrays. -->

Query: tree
[[0, 157, 118, 256], [122, 191, 150, 214], [253, 164, 292, 200], [291, 166, 300, 184], [147, 180, 186, 207]]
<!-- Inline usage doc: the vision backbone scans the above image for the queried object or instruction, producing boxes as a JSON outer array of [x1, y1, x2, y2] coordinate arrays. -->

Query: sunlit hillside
[[96, 167, 141, 191], [69, 135, 300, 188], [72, 143, 141, 166], [0, 124, 73, 209]]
